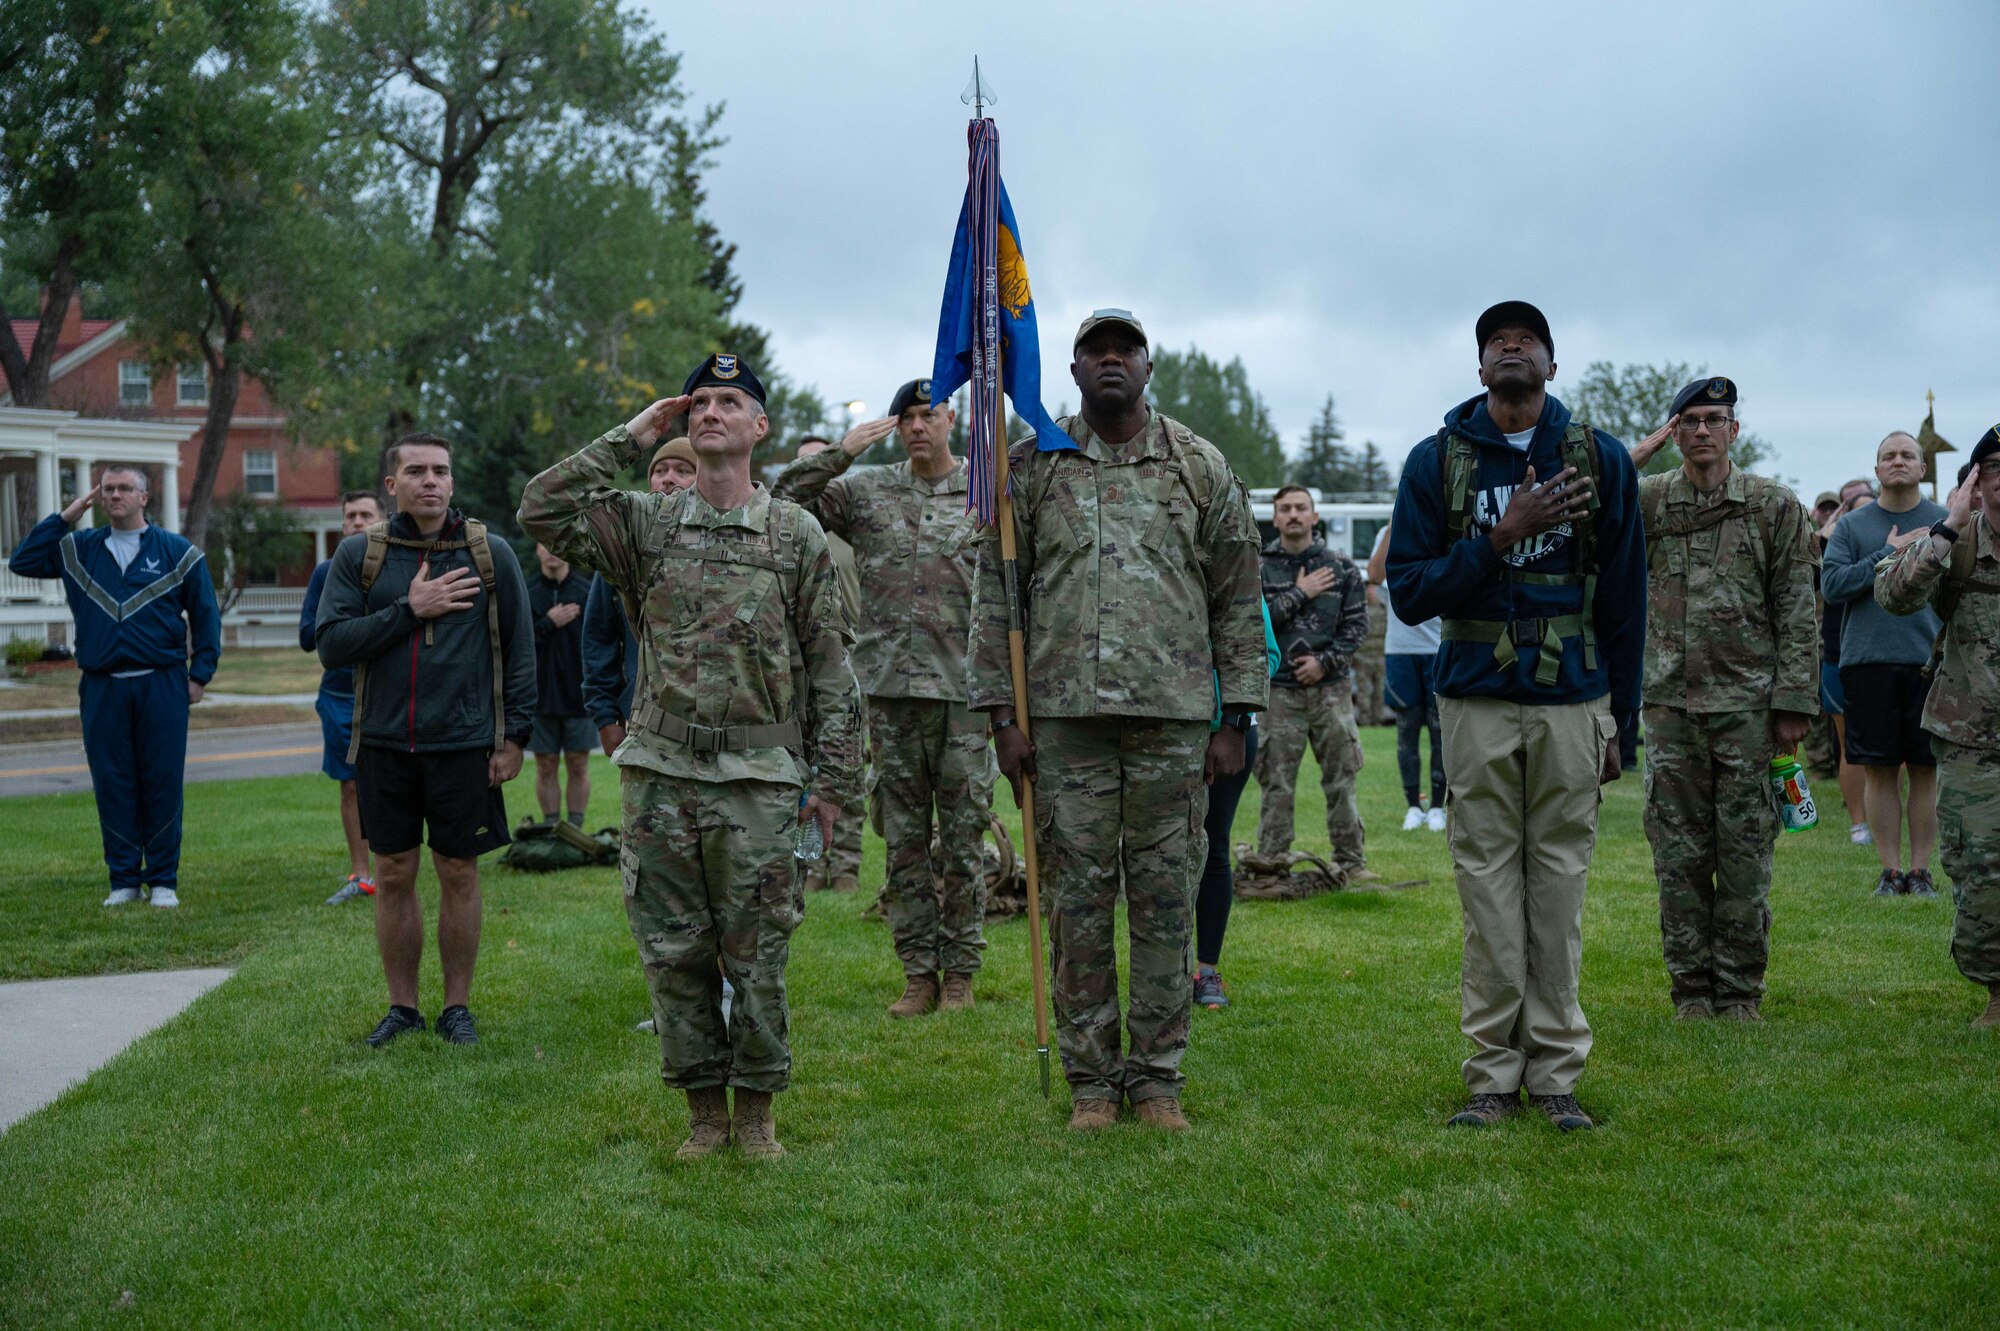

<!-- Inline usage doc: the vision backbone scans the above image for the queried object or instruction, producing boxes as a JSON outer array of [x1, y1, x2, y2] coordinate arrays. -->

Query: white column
[[35, 448, 57, 519], [72, 457, 95, 527], [160, 461, 182, 533]]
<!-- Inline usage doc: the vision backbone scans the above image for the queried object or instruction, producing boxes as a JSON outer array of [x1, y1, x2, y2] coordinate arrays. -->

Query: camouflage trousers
[[1034, 715, 1208, 1105], [870, 696, 995, 977], [1803, 709, 1840, 783], [1642, 706, 1781, 1008], [1936, 739, 2000, 987], [1351, 603, 1389, 725], [1255, 680, 1366, 873], [619, 769, 803, 1093]]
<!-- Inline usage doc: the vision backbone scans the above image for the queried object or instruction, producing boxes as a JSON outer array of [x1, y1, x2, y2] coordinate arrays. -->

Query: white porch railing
[[0, 567, 62, 604], [226, 587, 307, 616]]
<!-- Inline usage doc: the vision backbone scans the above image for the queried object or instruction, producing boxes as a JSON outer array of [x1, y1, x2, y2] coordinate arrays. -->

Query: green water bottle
[[1770, 752, 1818, 833]]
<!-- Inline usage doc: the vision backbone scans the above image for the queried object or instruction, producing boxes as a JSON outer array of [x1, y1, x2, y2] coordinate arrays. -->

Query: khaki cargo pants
[[1439, 694, 1616, 1096]]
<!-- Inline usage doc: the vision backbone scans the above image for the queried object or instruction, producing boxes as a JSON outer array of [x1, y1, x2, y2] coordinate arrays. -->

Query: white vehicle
[[1246, 487, 1394, 563]]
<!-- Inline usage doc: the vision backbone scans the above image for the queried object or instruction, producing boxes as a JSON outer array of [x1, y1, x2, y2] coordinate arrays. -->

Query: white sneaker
[[1401, 806, 1426, 831], [149, 888, 180, 909], [1426, 807, 1447, 832], [103, 888, 141, 906], [1850, 823, 1873, 846]]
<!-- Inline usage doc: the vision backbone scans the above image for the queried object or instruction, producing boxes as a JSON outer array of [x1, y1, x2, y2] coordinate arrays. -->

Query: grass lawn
[[0, 730, 1994, 1327]]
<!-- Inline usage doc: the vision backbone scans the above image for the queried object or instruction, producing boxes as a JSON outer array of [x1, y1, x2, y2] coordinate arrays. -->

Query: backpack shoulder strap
[[462, 519, 497, 590], [460, 518, 506, 751], [1439, 432, 1478, 540], [357, 521, 390, 593]]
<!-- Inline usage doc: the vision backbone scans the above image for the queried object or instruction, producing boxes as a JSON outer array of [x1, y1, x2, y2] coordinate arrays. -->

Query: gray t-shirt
[[1821, 495, 1946, 666]]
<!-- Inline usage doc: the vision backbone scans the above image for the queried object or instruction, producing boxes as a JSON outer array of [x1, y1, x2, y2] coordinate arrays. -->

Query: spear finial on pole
[[960, 57, 998, 120]]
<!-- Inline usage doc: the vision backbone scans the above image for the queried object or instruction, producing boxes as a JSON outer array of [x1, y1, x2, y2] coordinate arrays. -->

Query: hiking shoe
[[1133, 1097, 1190, 1131], [1426, 807, 1447, 832], [676, 1087, 731, 1159], [1193, 970, 1229, 1009], [148, 888, 179, 909], [103, 888, 141, 906], [1872, 868, 1904, 898], [732, 1089, 785, 1160], [1067, 1097, 1119, 1132], [887, 974, 939, 1019], [939, 973, 975, 1011], [1973, 986, 2000, 1031], [366, 1006, 427, 1047], [435, 1005, 479, 1045], [1401, 806, 1426, 831], [1717, 1001, 1763, 1022], [1447, 1091, 1519, 1127], [1905, 869, 1939, 899], [326, 875, 373, 905], [1850, 823, 1874, 846], [1674, 998, 1713, 1021], [1530, 1093, 1595, 1132]]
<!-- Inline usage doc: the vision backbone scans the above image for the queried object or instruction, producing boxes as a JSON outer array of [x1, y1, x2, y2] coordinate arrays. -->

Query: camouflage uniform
[[820, 530, 867, 889], [969, 410, 1266, 1105], [1878, 518, 2000, 987], [1639, 467, 1820, 1011], [773, 450, 996, 976], [1351, 587, 1389, 724], [519, 427, 863, 1093], [1255, 537, 1370, 873]]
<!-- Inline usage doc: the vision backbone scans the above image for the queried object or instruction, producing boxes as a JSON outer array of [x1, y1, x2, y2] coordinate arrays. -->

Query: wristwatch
[[992, 717, 1017, 733], [1220, 711, 1252, 733], [1934, 521, 1960, 544]]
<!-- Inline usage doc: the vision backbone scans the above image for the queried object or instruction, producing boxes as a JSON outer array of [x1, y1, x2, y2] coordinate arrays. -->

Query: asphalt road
[[0, 722, 323, 799]]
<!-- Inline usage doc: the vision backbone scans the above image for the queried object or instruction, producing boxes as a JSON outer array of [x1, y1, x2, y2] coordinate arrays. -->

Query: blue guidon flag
[[931, 117, 1067, 527]]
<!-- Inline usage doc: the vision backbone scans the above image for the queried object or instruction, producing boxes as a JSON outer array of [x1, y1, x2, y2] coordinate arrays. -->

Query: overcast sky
[[643, 0, 1998, 497]]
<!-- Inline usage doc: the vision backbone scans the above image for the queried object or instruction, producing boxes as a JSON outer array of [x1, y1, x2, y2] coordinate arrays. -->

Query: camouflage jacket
[[517, 426, 863, 809], [1260, 537, 1369, 688], [968, 409, 1267, 722], [1640, 467, 1821, 715], [772, 450, 976, 702], [1877, 517, 2000, 749]]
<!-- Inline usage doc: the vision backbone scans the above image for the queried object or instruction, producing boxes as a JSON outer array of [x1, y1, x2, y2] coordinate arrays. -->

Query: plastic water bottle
[[793, 772, 823, 862], [1770, 753, 1818, 833]]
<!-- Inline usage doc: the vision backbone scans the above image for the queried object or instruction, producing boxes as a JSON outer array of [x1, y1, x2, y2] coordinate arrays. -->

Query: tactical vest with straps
[[1438, 422, 1603, 688], [1021, 412, 1223, 538], [1638, 472, 1783, 568], [346, 518, 504, 763], [1925, 524, 2000, 679], [624, 490, 807, 754]]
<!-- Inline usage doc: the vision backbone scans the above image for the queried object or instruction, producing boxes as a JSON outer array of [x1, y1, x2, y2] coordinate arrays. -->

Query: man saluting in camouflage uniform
[[1878, 427, 2000, 1028], [1637, 377, 1819, 1022], [972, 309, 1267, 1132], [775, 378, 998, 1017], [519, 354, 862, 1161]]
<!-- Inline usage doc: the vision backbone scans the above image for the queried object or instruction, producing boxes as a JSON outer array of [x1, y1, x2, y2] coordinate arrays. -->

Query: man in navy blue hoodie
[[1387, 301, 1646, 1133], [9, 465, 221, 909]]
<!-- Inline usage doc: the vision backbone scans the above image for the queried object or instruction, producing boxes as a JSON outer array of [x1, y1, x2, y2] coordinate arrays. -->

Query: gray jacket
[[315, 510, 536, 753]]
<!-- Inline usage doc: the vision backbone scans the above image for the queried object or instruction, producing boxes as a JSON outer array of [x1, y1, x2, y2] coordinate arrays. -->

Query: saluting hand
[[1492, 465, 1594, 551], [1631, 417, 1676, 469], [407, 560, 478, 619], [840, 416, 898, 457], [60, 484, 101, 526], [625, 395, 694, 448], [1944, 473, 1978, 531]]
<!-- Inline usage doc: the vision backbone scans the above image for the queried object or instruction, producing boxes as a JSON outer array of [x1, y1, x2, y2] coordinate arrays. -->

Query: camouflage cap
[[1073, 308, 1147, 351]]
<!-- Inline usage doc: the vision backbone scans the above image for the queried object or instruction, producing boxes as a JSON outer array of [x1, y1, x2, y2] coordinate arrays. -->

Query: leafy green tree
[[202, 492, 300, 613], [1567, 360, 1771, 475], [1290, 395, 1356, 492], [1147, 346, 1286, 487], [1353, 440, 1392, 493]]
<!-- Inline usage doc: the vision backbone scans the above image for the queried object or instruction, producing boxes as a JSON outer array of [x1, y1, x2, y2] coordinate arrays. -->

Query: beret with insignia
[[1670, 376, 1737, 418], [888, 378, 934, 419], [683, 353, 766, 405], [1475, 300, 1553, 356]]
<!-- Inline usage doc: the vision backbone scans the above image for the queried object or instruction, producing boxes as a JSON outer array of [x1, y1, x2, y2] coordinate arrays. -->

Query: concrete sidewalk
[[0, 968, 233, 1133]]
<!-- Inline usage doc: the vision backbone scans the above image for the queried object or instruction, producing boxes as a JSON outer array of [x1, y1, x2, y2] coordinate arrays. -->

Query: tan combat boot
[[1717, 1001, 1764, 1023], [1133, 1097, 1190, 1131], [887, 974, 939, 1018], [939, 973, 974, 1011], [1067, 1097, 1119, 1132], [1972, 984, 2000, 1030], [732, 1089, 785, 1160], [675, 1087, 731, 1160]]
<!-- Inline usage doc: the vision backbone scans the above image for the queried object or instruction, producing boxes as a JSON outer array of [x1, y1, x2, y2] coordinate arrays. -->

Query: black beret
[[1475, 301, 1552, 356], [1670, 376, 1738, 418], [682, 353, 766, 405], [1965, 423, 2000, 482], [888, 378, 934, 419]]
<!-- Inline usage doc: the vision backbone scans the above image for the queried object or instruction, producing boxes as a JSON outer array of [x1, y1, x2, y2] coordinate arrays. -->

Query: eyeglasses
[[1675, 414, 1734, 434], [98, 484, 142, 495]]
